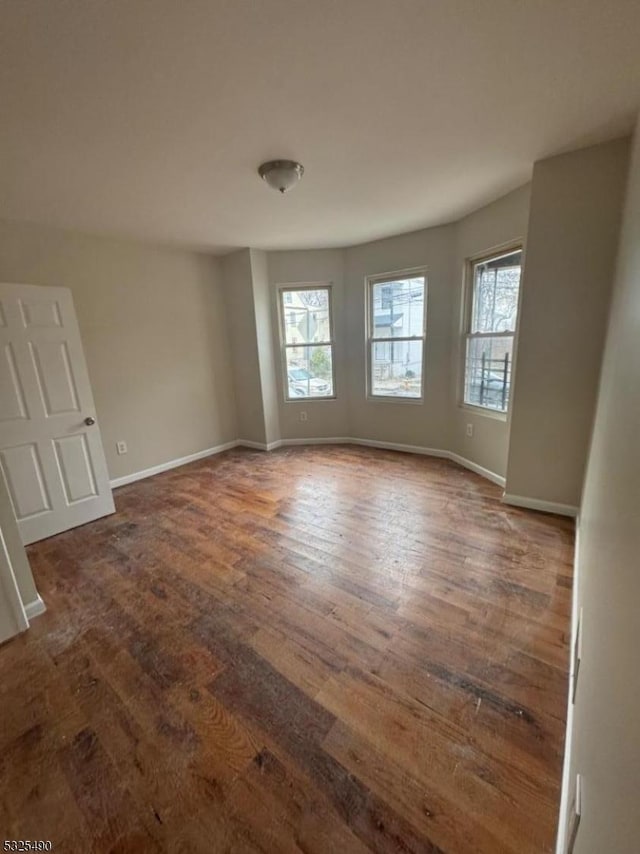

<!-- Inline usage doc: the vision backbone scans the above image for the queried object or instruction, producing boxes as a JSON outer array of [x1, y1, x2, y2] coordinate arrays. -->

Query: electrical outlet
[[466, 423, 473, 437], [572, 608, 583, 703], [116, 441, 128, 455], [299, 411, 308, 422], [567, 774, 582, 854]]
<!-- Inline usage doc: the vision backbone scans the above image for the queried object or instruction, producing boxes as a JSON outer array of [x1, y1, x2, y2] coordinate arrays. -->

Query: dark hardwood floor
[[0, 445, 574, 853]]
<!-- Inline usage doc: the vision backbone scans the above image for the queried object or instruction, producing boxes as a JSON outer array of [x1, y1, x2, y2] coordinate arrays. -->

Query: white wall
[[0, 219, 237, 481], [506, 139, 630, 509], [557, 116, 640, 854]]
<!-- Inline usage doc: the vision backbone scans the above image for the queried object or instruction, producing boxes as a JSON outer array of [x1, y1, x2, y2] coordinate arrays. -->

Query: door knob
[[84, 416, 96, 426]]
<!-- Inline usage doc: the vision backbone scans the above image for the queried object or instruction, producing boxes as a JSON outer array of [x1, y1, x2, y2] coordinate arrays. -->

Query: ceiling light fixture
[[258, 160, 304, 194]]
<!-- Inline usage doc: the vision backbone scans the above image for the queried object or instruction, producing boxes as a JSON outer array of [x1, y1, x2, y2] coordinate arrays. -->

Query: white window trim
[[459, 244, 522, 418], [366, 267, 427, 404], [277, 283, 337, 403]]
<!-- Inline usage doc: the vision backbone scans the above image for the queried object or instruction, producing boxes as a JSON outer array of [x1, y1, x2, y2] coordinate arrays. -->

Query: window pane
[[374, 341, 391, 362], [471, 250, 521, 333], [371, 277, 425, 340], [285, 345, 334, 398], [282, 289, 331, 345], [464, 335, 513, 411], [370, 340, 423, 398]]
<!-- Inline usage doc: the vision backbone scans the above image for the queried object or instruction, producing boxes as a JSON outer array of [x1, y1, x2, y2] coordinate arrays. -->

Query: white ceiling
[[1, 0, 639, 253]]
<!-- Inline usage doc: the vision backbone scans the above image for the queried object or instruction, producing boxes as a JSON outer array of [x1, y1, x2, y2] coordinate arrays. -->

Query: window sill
[[367, 395, 424, 405], [284, 395, 338, 404], [459, 402, 508, 422]]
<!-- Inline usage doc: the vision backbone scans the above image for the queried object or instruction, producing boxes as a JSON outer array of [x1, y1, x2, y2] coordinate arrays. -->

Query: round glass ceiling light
[[258, 160, 304, 194]]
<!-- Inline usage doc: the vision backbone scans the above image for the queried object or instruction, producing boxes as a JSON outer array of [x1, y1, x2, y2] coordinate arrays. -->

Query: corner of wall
[[250, 249, 282, 447], [505, 137, 631, 508]]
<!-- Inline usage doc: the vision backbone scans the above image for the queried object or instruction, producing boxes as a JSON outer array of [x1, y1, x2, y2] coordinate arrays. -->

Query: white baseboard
[[109, 440, 239, 488], [237, 439, 269, 451], [236, 439, 293, 451], [277, 436, 352, 447], [105, 433, 507, 493], [351, 437, 450, 459], [448, 452, 506, 487], [108, 436, 577, 515], [274, 435, 448, 458], [556, 515, 581, 854], [266, 436, 506, 486], [24, 594, 46, 620], [502, 493, 579, 517], [110, 438, 292, 486]]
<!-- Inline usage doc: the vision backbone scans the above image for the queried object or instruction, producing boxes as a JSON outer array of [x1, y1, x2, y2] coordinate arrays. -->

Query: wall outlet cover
[[572, 607, 583, 703], [567, 774, 582, 854]]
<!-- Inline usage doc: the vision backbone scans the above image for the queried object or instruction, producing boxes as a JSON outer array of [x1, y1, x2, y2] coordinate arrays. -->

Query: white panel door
[[0, 283, 115, 544]]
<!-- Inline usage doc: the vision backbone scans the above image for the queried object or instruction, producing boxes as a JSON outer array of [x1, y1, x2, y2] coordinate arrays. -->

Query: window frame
[[277, 283, 337, 403], [366, 267, 428, 404], [460, 244, 523, 418]]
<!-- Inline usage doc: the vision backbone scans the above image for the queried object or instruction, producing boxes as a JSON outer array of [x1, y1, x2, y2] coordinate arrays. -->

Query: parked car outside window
[[287, 367, 330, 397]]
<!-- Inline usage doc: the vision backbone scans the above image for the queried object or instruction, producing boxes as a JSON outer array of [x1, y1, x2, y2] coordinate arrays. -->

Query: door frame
[[0, 522, 29, 643]]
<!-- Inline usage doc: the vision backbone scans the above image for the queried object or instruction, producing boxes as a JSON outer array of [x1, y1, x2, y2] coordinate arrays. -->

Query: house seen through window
[[279, 286, 334, 400], [368, 272, 426, 399], [463, 248, 522, 412]]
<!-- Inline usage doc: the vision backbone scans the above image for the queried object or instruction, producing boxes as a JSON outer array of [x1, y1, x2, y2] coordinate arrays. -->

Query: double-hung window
[[463, 247, 522, 413], [367, 271, 427, 399], [279, 285, 335, 400]]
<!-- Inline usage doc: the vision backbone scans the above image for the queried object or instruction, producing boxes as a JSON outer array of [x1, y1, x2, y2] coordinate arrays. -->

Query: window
[[367, 271, 426, 399], [463, 248, 522, 413], [279, 286, 335, 400]]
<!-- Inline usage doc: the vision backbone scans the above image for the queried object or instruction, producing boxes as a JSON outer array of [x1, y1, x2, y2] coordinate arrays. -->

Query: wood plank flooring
[[0, 446, 574, 853]]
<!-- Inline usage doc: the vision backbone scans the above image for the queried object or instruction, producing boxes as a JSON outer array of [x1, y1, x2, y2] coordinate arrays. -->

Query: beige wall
[[450, 185, 531, 477], [0, 219, 237, 480], [221, 248, 284, 447], [558, 116, 640, 854], [222, 248, 267, 445], [250, 249, 281, 446], [267, 249, 350, 440], [0, 139, 630, 512], [506, 139, 630, 508], [344, 225, 456, 448], [265, 191, 529, 471], [268, 228, 458, 451]]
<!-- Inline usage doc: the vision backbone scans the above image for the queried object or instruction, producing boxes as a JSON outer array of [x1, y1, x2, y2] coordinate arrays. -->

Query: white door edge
[[0, 524, 29, 642]]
